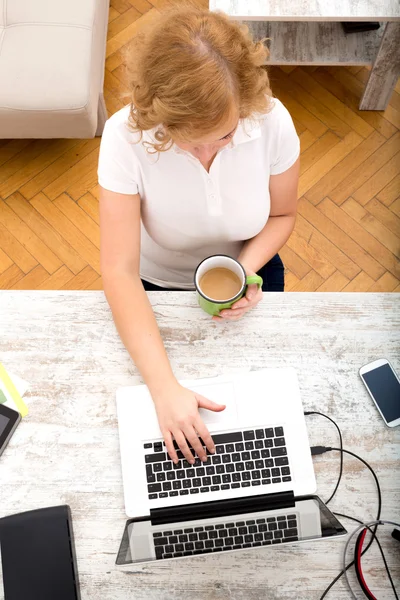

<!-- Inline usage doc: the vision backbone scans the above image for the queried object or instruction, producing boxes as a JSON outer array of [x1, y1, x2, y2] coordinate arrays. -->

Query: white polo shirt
[[98, 98, 300, 289]]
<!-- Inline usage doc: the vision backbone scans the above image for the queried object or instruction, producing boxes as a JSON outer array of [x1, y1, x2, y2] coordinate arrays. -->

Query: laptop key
[[183, 479, 191, 488], [251, 450, 260, 459], [238, 527, 247, 535], [162, 482, 172, 491], [231, 482, 240, 488], [264, 439, 273, 448], [274, 530, 283, 539], [255, 460, 264, 470], [177, 470, 185, 479], [172, 480, 181, 490], [255, 429, 264, 439], [251, 481, 261, 486], [154, 442, 163, 452], [285, 536, 298, 543], [235, 442, 244, 452], [241, 481, 250, 487], [266, 517, 276, 523], [169, 491, 178, 497], [144, 443, 152, 449], [159, 492, 168, 498], [245, 534, 253, 543], [232, 473, 241, 482], [274, 456, 288, 465], [248, 526, 257, 533], [283, 476, 291, 482], [262, 479, 271, 485], [189, 533, 198, 541], [272, 539, 281, 544], [234, 536, 244, 545], [153, 463, 162, 472], [265, 428, 274, 438], [147, 474, 156, 483], [288, 519, 297, 528], [205, 540, 214, 548], [268, 523, 278, 531], [202, 476, 211, 485], [163, 461, 172, 471], [281, 467, 290, 476], [272, 478, 281, 484], [199, 532, 208, 540], [193, 478, 201, 487], [226, 464, 235, 473], [186, 469, 195, 478], [149, 493, 158, 499], [287, 514, 296, 520], [145, 453, 166, 463], [245, 441, 254, 450], [271, 447, 287, 457], [196, 467, 205, 477], [216, 465, 225, 474], [275, 427, 284, 437], [231, 453, 241, 462], [254, 533, 263, 541], [274, 438, 286, 447], [285, 528, 298, 537], [226, 444, 234, 453], [211, 485, 220, 491], [261, 449, 270, 458], [243, 431, 255, 440], [251, 470, 261, 479], [258, 524, 267, 531], [242, 472, 251, 481], [173, 461, 182, 470], [236, 462, 245, 472], [190, 488, 199, 494], [212, 475, 222, 485], [148, 483, 162, 493], [216, 445, 224, 454], [265, 459, 274, 468], [255, 440, 264, 449], [222, 454, 231, 464], [241, 452, 250, 461], [180, 489, 189, 495], [212, 432, 243, 444], [206, 466, 215, 475], [272, 468, 280, 477], [166, 471, 175, 481], [200, 487, 210, 493], [154, 537, 168, 546], [157, 472, 166, 481], [245, 461, 254, 470], [222, 474, 231, 483], [262, 469, 271, 478]]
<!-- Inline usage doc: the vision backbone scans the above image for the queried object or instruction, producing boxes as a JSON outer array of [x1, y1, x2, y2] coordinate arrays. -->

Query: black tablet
[[0, 403, 21, 457]]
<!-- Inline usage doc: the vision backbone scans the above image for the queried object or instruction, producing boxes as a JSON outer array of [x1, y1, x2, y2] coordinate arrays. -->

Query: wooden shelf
[[245, 21, 385, 65], [210, 0, 400, 21]]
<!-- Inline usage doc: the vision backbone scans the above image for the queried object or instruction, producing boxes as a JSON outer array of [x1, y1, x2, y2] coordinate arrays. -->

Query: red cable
[[357, 528, 377, 600]]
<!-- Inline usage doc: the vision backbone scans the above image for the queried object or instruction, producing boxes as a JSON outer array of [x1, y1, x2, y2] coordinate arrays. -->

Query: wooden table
[[210, 0, 400, 110], [0, 291, 399, 600]]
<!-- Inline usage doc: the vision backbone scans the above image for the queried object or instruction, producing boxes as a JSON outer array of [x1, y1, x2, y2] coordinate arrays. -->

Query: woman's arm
[[238, 158, 300, 273], [100, 187, 224, 462], [215, 158, 299, 321]]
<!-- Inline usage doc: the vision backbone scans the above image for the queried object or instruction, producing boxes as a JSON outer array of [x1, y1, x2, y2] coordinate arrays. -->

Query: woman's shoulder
[[103, 105, 141, 144], [259, 97, 294, 128]]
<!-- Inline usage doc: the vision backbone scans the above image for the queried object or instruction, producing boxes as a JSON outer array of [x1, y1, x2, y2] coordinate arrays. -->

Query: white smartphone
[[359, 358, 400, 428]]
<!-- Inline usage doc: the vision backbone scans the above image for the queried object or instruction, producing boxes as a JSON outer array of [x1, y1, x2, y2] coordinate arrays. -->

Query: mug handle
[[245, 274, 263, 289]]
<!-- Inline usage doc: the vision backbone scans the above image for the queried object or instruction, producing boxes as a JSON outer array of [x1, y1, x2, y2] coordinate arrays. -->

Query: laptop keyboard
[[144, 427, 291, 501], [153, 514, 299, 559]]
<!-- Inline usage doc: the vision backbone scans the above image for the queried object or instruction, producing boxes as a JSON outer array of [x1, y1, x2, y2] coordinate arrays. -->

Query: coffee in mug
[[199, 267, 242, 301]]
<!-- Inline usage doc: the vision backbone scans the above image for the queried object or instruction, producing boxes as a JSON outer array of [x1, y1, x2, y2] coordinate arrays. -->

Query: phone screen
[[362, 363, 400, 423]]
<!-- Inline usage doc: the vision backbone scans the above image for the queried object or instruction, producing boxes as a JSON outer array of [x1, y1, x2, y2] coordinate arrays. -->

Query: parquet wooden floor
[[0, 0, 399, 292]]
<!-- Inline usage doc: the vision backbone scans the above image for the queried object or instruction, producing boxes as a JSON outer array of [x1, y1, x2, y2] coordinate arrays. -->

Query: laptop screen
[[116, 495, 346, 565]]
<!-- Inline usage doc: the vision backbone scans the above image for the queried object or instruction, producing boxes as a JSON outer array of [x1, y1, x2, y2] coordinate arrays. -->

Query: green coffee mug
[[194, 255, 263, 316]]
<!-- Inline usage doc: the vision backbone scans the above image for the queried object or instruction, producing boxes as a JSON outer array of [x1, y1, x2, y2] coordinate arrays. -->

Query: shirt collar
[[141, 117, 262, 160]]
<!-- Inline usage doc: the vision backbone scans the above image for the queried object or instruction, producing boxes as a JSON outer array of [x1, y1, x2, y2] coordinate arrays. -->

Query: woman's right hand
[[152, 382, 226, 464]]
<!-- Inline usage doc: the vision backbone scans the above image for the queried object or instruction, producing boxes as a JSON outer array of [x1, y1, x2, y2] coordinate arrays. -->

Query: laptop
[[116, 368, 346, 564]]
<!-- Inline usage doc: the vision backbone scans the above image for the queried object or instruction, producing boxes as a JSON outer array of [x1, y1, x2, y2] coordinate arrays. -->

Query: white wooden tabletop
[[0, 291, 399, 600], [210, 0, 400, 21]]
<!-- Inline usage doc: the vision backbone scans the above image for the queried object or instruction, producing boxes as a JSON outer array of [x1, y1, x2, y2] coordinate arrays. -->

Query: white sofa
[[0, 0, 109, 138]]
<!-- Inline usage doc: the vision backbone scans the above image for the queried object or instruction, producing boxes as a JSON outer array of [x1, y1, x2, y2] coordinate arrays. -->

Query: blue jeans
[[141, 254, 285, 292]]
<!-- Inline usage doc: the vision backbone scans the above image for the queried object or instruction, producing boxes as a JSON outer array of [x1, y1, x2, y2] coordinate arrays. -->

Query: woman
[[98, 6, 300, 467]]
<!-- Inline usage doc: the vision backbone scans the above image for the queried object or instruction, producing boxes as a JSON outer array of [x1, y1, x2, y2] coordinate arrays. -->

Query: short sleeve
[[269, 100, 300, 176], [97, 112, 139, 195]]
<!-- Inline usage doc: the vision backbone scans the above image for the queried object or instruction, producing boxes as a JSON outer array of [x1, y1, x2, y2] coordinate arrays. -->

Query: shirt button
[[210, 194, 216, 200]]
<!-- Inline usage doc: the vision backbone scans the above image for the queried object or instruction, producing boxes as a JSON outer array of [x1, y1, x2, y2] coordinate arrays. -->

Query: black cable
[[312, 447, 382, 600], [304, 411, 343, 505], [336, 513, 399, 600]]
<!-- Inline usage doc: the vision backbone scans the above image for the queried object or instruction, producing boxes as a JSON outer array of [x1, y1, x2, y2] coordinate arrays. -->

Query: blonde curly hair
[[128, 5, 272, 153]]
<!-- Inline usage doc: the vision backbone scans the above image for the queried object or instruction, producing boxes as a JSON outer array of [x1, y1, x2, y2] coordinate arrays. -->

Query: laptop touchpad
[[189, 381, 239, 427]]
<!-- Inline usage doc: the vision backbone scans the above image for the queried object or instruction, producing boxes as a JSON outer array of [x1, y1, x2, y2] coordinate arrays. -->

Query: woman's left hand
[[212, 270, 263, 321]]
